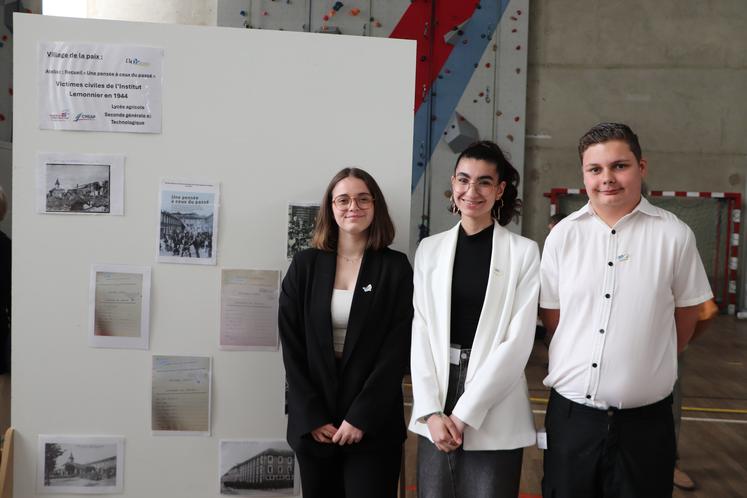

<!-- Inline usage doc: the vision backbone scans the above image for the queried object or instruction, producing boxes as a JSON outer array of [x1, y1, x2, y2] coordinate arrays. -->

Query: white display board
[[13, 14, 414, 498]]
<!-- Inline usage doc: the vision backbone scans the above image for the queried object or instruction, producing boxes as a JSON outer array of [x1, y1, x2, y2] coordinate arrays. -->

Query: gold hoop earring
[[450, 195, 459, 215]]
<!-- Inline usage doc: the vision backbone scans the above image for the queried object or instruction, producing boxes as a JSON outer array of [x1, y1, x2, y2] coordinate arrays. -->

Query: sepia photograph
[[152, 355, 212, 435], [89, 264, 151, 350], [37, 153, 125, 215], [37, 435, 124, 494], [286, 203, 319, 260], [220, 440, 298, 496], [158, 180, 220, 265]]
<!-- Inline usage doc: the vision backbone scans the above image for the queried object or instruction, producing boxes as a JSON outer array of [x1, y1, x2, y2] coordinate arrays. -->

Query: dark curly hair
[[451, 141, 522, 226]]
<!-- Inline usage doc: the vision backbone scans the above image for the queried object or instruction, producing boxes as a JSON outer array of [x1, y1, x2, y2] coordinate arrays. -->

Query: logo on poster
[[49, 110, 71, 121], [125, 57, 150, 67], [73, 112, 96, 122]]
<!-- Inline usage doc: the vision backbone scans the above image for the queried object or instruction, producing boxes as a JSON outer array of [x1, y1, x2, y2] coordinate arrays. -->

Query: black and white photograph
[[286, 203, 319, 260], [158, 180, 220, 265], [220, 440, 299, 496], [37, 435, 124, 494], [37, 152, 125, 215]]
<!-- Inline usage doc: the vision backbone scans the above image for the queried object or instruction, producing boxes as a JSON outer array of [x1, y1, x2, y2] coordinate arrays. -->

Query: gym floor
[[401, 315, 747, 497]]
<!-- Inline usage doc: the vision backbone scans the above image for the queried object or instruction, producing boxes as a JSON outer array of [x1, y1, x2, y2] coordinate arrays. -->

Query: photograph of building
[[45, 162, 111, 213], [40, 437, 123, 494], [220, 441, 297, 496]]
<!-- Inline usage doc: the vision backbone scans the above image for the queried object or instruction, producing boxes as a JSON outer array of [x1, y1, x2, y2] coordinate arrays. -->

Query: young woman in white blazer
[[409, 141, 540, 497]]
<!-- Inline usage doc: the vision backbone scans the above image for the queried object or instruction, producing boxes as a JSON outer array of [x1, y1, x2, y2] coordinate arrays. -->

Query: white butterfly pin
[[362, 284, 372, 292]]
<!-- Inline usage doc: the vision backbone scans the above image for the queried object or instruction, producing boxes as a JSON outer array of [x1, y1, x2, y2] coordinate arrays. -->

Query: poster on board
[[286, 203, 319, 260], [37, 435, 124, 494], [219, 439, 299, 496], [89, 264, 151, 350], [157, 180, 219, 265], [37, 152, 124, 215], [38, 41, 163, 133], [220, 269, 281, 351]]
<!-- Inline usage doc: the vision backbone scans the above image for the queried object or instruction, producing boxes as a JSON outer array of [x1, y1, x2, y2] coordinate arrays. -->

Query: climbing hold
[[517, 10, 522, 15], [444, 112, 480, 153], [350, 7, 360, 16], [323, 14, 330, 21], [506, 134, 514, 142], [374, 20, 382, 27], [496, 110, 502, 117], [514, 116, 520, 122], [239, 10, 246, 16], [479, 92, 484, 97], [511, 28, 517, 33], [262, 10, 269, 16], [515, 45, 521, 50], [485, 63, 491, 68], [332, 1, 344, 11], [515, 68, 521, 74]]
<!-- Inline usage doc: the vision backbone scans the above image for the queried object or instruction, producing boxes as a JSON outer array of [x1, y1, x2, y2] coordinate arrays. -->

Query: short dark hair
[[578, 122, 642, 162], [451, 141, 522, 226], [311, 167, 395, 251]]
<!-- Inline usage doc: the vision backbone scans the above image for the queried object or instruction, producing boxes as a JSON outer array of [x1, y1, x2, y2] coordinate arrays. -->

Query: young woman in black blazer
[[279, 168, 413, 498]]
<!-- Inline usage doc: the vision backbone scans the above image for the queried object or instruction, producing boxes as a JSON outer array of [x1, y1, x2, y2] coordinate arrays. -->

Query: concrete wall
[[523, 0, 747, 250]]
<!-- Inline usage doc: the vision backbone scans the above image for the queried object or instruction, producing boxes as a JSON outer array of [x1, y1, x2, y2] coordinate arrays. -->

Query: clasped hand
[[311, 420, 364, 445], [427, 414, 466, 453]]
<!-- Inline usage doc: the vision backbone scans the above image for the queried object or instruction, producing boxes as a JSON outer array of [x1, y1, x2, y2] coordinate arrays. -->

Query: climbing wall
[[219, 0, 529, 249]]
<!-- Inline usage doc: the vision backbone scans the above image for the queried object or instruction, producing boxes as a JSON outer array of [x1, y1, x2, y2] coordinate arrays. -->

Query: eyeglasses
[[333, 194, 374, 210], [451, 176, 499, 194]]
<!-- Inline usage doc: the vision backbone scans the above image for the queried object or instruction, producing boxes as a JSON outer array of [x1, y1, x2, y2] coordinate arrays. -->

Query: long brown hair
[[311, 168, 395, 251]]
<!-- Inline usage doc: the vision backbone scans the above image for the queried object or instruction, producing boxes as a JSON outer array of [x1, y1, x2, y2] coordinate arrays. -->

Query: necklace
[[337, 253, 363, 263]]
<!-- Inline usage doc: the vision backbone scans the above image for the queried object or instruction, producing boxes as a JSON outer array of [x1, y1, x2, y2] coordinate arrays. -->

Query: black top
[[450, 224, 493, 349]]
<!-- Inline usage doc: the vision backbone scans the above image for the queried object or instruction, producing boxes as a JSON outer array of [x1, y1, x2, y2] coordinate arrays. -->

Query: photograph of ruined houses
[[45, 162, 111, 213]]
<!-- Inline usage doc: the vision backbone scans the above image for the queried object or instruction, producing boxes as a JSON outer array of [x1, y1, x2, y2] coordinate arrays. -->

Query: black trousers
[[296, 445, 402, 498], [542, 389, 676, 498]]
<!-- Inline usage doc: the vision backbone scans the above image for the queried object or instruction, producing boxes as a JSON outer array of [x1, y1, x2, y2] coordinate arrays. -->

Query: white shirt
[[540, 197, 712, 409], [331, 289, 353, 355]]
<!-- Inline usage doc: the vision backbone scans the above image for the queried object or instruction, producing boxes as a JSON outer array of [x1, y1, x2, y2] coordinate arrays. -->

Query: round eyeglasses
[[451, 176, 499, 194], [333, 194, 374, 210]]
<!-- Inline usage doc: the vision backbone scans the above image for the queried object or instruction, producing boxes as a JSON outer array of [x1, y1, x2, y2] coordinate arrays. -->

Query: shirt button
[[607, 409, 614, 417], [461, 353, 467, 359], [611, 229, 617, 234], [608, 261, 613, 266], [586, 394, 591, 399], [599, 329, 605, 334], [592, 363, 598, 368], [604, 293, 611, 298]]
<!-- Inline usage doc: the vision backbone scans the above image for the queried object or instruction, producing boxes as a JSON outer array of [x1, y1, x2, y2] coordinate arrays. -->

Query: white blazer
[[408, 221, 540, 450]]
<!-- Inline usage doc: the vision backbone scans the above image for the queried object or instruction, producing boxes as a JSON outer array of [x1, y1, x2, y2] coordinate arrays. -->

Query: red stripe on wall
[[389, 0, 477, 112]]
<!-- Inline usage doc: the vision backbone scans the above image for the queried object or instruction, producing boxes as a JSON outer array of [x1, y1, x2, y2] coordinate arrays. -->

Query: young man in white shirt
[[539, 123, 713, 498]]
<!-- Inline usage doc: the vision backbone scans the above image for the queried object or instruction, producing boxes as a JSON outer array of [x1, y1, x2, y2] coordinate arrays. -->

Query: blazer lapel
[[340, 250, 381, 371], [432, 223, 460, 384], [310, 251, 337, 373], [466, 221, 511, 382]]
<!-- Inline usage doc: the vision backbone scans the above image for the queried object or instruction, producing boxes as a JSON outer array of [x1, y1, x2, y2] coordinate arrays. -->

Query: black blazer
[[279, 247, 413, 457]]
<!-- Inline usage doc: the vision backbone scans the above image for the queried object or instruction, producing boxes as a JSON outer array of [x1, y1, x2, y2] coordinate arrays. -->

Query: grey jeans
[[416, 348, 523, 498]]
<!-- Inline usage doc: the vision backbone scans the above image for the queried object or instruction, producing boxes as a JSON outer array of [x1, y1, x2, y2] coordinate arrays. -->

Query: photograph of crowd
[[286, 203, 319, 260], [158, 182, 219, 265]]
